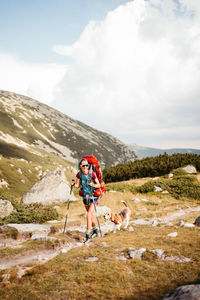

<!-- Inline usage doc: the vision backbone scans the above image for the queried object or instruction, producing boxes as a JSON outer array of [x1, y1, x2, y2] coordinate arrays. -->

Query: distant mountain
[[0, 90, 137, 167], [128, 144, 200, 158]]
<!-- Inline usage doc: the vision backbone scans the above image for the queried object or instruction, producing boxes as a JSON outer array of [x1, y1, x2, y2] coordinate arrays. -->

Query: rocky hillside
[[0, 90, 137, 167]]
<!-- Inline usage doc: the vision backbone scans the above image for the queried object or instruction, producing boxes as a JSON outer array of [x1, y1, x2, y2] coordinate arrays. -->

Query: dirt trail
[[1, 205, 199, 275], [132, 206, 200, 225], [0, 241, 82, 275]]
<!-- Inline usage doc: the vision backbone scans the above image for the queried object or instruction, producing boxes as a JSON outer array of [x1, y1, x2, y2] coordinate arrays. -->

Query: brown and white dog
[[104, 201, 131, 233]]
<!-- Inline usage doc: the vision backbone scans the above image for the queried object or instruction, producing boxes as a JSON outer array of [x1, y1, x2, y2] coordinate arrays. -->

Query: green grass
[[0, 226, 199, 300]]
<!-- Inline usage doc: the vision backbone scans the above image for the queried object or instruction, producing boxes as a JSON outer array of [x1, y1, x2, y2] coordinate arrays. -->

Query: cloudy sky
[[0, 0, 200, 149]]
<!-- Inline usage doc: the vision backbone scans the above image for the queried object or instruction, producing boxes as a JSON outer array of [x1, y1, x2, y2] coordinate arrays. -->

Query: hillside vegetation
[[103, 153, 200, 183]]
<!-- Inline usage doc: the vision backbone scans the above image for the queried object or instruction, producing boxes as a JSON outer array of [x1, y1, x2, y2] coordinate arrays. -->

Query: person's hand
[[71, 179, 75, 186]]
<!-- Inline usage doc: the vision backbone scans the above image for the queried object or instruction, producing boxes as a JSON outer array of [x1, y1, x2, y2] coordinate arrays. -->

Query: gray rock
[[163, 284, 200, 300], [162, 190, 169, 194], [184, 223, 195, 228], [132, 198, 141, 202], [194, 216, 200, 226], [128, 226, 134, 231], [151, 249, 165, 259], [152, 220, 158, 226], [21, 168, 75, 205], [116, 255, 127, 261], [167, 232, 178, 237], [179, 220, 185, 226], [31, 235, 57, 241], [164, 256, 191, 263], [182, 165, 197, 174], [154, 186, 162, 192], [129, 248, 146, 259], [0, 223, 51, 235], [101, 242, 109, 248], [0, 199, 14, 218], [85, 257, 99, 262]]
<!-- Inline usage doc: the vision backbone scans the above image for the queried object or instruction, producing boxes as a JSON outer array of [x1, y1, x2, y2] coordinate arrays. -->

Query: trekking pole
[[63, 179, 75, 234], [93, 199, 102, 237]]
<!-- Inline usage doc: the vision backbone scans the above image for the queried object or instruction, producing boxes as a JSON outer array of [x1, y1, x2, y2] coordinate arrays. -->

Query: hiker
[[72, 158, 101, 242]]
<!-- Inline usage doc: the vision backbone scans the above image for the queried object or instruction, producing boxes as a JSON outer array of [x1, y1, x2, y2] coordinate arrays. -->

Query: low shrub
[[171, 168, 187, 176], [0, 201, 59, 225], [136, 181, 155, 193], [137, 176, 200, 200]]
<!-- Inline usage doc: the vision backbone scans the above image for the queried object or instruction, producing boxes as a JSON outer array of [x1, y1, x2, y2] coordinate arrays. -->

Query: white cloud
[[0, 51, 67, 104], [52, 0, 200, 148]]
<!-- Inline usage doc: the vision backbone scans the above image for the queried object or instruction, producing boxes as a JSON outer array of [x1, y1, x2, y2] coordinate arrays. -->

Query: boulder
[[0, 223, 51, 236], [194, 216, 200, 226], [21, 168, 76, 205], [182, 165, 197, 174], [163, 284, 200, 300], [0, 199, 14, 218]]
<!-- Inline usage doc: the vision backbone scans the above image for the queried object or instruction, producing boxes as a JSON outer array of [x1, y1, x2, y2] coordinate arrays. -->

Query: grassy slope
[[0, 176, 200, 299], [0, 149, 77, 200]]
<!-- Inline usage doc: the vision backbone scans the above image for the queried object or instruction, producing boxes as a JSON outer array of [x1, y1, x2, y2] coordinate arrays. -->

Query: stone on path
[[85, 257, 99, 262], [163, 284, 200, 300], [179, 220, 185, 226], [128, 226, 134, 231], [0, 223, 51, 236], [116, 255, 127, 261], [184, 223, 195, 228], [129, 248, 146, 259], [168, 232, 178, 237]]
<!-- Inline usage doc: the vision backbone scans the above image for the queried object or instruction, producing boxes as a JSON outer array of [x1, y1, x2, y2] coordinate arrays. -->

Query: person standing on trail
[[72, 158, 101, 242]]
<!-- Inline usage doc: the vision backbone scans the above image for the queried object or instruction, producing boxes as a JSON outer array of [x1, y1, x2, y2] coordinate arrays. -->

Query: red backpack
[[79, 155, 106, 197]]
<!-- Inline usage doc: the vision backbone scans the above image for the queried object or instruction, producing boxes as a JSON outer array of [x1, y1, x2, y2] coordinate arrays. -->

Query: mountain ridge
[[129, 143, 200, 158], [0, 90, 137, 167]]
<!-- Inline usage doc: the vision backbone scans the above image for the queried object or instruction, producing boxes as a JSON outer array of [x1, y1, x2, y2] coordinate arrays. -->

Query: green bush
[[103, 153, 200, 183], [0, 200, 59, 226], [136, 181, 155, 193], [171, 168, 187, 176], [137, 176, 200, 200]]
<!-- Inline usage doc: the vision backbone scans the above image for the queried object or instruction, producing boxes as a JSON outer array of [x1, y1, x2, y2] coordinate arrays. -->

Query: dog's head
[[104, 211, 111, 220], [104, 211, 120, 224]]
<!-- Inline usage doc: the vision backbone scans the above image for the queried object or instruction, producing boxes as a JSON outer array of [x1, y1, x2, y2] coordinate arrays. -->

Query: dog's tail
[[121, 200, 128, 207]]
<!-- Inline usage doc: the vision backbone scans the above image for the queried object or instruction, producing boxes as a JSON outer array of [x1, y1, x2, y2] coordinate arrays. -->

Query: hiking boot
[[91, 227, 98, 238], [84, 232, 90, 243]]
